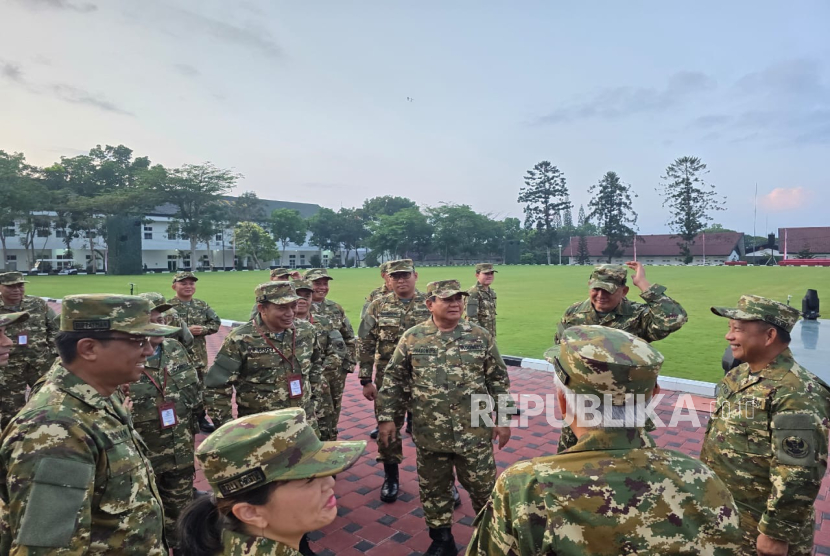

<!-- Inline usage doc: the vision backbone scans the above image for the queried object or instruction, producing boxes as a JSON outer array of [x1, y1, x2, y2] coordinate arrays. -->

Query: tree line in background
[[1, 144, 733, 272]]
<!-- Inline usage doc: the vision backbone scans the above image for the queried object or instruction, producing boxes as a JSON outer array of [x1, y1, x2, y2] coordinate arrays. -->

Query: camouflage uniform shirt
[[467, 428, 742, 556], [166, 297, 221, 369], [554, 284, 687, 344], [701, 348, 830, 551], [361, 283, 391, 320], [221, 530, 300, 555], [129, 339, 202, 473], [358, 290, 431, 382], [204, 315, 322, 430], [0, 363, 166, 555], [377, 319, 510, 453], [0, 294, 58, 382], [310, 298, 356, 372], [465, 282, 497, 337]]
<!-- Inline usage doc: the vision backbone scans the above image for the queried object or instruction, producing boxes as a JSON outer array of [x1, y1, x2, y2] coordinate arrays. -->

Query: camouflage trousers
[[318, 369, 349, 441], [557, 418, 657, 453], [738, 509, 813, 556], [415, 441, 496, 529], [0, 364, 39, 430], [374, 369, 408, 463], [155, 466, 195, 549]]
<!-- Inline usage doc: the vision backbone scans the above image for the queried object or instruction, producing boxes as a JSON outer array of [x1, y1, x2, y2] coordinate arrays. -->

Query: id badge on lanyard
[[142, 365, 177, 430]]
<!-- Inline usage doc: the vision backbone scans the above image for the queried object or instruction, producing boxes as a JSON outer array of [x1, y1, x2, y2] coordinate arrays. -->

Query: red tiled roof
[[563, 232, 743, 258], [779, 227, 830, 255]]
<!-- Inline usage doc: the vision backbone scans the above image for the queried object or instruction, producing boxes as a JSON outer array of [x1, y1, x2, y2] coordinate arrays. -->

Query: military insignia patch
[[218, 468, 266, 496], [782, 436, 810, 459]]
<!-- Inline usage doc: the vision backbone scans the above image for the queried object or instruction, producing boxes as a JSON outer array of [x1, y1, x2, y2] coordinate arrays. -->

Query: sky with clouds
[[1, 0, 828, 235]]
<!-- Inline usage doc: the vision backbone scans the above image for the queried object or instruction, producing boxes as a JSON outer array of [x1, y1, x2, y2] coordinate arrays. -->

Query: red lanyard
[[142, 366, 169, 396], [254, 322, 296, 372]]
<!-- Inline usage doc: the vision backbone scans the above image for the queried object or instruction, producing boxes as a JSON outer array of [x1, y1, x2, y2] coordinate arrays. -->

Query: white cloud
[[759, 187, 812, 212]]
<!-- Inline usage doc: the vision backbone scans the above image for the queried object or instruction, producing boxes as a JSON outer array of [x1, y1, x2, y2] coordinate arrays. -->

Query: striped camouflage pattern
[[425, 279, 468, 299], [166, 296, 221, 369], [304, 268, 333, 281], [310, 297, 356, 374], [0, 272, 28, 285], [587, 263, 628, 293], [221, 530, 301, 555], [711, 294, 801, 333], [467, 428, 742, 555], [465, 282, 497, 337], [256, 281, 301, 305]]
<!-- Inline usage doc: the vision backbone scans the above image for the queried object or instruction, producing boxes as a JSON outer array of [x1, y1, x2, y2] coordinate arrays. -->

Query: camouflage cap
[[0, 311, 29, 328], [60, 294, 180, 336], [255, 281, 300, 305], [711, 294, 801, 333], [379, 261, 390, 274], [138, 292, 173, 314], [387, 259, 415, 274], [291, 278, 313, 292], [545, 325, 664, 405], [588, 264, 628, 293], [270, 268, 292, 280], [426, 280, 469, 299], [0, 272, 29, 285], [172, 271, 198, 283], [475, 263, 497, 273], [304, 268, 333, 281], [197, 408, 366, 498]]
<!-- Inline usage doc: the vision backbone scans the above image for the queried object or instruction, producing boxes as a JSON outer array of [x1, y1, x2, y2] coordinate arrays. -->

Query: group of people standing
[[0, 260, 828, 556]]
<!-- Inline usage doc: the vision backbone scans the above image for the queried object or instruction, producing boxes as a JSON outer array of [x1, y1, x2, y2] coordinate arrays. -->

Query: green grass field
[[25, 266, 830, 383]]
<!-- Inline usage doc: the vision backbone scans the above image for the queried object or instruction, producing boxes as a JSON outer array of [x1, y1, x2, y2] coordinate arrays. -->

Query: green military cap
[[387, 259, 415, 274], [60, 294, 180, 336], [426, 279, 469, 299], [588, 264, 627, 293], [138, 292, 173, 314], [304, 268, 333, 281], [379, 261, 390, 274], [475, 263, 497, 273], [291, 278, 313, 291], [172, 271, 198, 283], [0, 311, 29, 328], [255, 281, 300, 305], [711, 294, 801, 333], [545, 325, 664, 405], [0, 272, 28, 285], [197, 408, 366, 498], [270, 268, 292, 280]]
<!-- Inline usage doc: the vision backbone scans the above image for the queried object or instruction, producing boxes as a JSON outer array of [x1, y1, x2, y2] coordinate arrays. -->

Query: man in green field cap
[[467, 325, 742, 556], [167, 270, 222, 433], [378, 279, 512, 556], [464, 263, 498, 337], [249, 267, 295, 321], [361, 261, 392, 319], [131, 292, 203, 552], [702, 295, 830, 556], [0, 271, 58, 429], [553, 261, 687, 452], [0, 294, 178, 555], [204, 282, 323, 435], [358, 258, 432, 502]]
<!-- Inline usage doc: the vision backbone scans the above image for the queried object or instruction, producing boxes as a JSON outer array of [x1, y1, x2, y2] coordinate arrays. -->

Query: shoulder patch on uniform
[[772, 412, 819, 467], [782, 436, 810, 459]]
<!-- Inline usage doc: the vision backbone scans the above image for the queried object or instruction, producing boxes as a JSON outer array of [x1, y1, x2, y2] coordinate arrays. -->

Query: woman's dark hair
[[177, 481, 283, 556]]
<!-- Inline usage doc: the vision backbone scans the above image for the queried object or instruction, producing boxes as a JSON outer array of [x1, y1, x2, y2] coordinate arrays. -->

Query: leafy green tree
[[367, 207, 433, 261], [361, 196, 418, 220], [796, 246, 815, 259], [518, 161, 571, 264], [270, 208, 307, 265], [658, 156, 726, 264], [0, 151, 43, 269], [577, 234, 591, 265], [336, 207, 368, 267], [307, 208, 339, 264], [233, 221, 279, 269], [588, 171, 638, 262], [228, 191, 266, 224], [702, 223, 736, 233]]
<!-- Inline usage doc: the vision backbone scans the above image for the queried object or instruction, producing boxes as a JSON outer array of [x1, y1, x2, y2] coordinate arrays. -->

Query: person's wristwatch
[[359, 378, 373, 386]]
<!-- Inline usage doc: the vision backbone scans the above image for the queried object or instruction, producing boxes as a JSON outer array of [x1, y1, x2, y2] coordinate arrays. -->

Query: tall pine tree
[[517, 161, 571, 264], [587, 171, 638, 263]]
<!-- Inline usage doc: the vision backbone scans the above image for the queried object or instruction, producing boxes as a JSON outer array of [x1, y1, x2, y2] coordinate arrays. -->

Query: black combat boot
[[198, 410, 215, 434], [380, 462, 399, 503], [298, 533, 316, 556], [370, 428, 379, 439], [405, 412, 413, 434], [451, 484, 461, 508], [424, 527, 458, 556]]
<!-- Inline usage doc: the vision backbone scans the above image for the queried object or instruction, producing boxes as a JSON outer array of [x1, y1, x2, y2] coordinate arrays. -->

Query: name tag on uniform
[[459, 343, 484, 352], [288, 374, 304, 398], [18, 335, 28, 346], [158, 401, 178, 429]]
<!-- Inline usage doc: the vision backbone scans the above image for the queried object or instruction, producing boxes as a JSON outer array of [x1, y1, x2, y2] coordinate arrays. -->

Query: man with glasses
[[0, 294, 177, 555], [465, 263, 498, 337], [0, 271, 58, 429], [377, 280, 512, 556], [358, 259, 432, 503]]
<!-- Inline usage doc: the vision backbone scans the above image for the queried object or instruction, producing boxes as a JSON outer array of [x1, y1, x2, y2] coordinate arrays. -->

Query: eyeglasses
[[96, 336, 151, 348], [390, 272, 412, 280]]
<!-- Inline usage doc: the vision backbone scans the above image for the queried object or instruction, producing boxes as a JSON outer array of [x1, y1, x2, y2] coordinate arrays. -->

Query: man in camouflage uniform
[[701, 295, 830, 556], [167, 270, 221, 433], [248, 267, 294, 321], [464, 263, 498, 337], [378, 279, 512, 556], [361, 262, 392, 318], [128, 293, 202, 551], [0, 271, 58, 429], [0, 312, 29, 368], [293, 278, 348, 441], [554, 261, 687, 452], [0, 294, 175, 555], [358, 259, 432, 503], [204, 282, 323, 434], [467, 325, 742, 556]]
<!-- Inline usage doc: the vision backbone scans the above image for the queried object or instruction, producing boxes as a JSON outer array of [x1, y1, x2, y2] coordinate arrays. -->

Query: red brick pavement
[[44, 304, 830, 555]]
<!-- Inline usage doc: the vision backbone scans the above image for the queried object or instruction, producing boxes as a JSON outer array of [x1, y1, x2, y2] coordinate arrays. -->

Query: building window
[[84, 231, 97, 239], [56, 229, 66, 238], [144, 226, 153, 240], [167, 255, 177, 272], [215, 233, 223, 241], [6, 255, 16, 261], [2, 227, 15, 237], [36, 228, 50, 238]]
